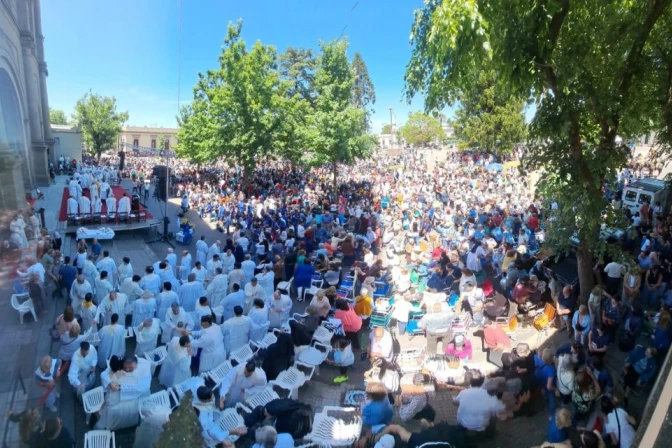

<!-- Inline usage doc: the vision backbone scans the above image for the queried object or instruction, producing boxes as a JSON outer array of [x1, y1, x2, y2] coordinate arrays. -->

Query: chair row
[[67, 211, 147, 226]]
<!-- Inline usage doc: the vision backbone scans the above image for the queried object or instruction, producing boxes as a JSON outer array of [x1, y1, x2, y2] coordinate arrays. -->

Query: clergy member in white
[[135, 318, 161, 356], [191, 261, 207, 284], [221, 283, 245, 321], [244, 277, 266, 313], [132, 290, 158, 327], [165, 248, 177, 271], [70, 275, 93, 315], [139, 266, 161, 296], [206, 268, 229, 308], [219, 361, 267, 408], [158, 335, 193, 388], [80, 294, 98, 331], [241, 254, 256, 285], [97, 291, 128, 326], [115, 257, 132, 287], [97, 313, 126, 369], [221, 305, 251, 354], [162, 302, 193, 344], [120, 275, 143, 303], [157, 282, 179, 323], [179, 273, 205, 312], [79, 195, 92, 218], [105, 196, 117, 219], [196, 236, 208, 266], [206, 254, 223, 281], [94, 271, 114, 306], [181, 315, 226, 374], [256, 267, 275, 300], [207, 240, 222, 262], [267, 290, 292, 329], [179, 249, 192, 282], [82, 256, 99, 294], [118, 193, 131, 215], [67, 195, 79, 217], [68, 341, 97, 395], [96, 251, 117, 284], [194, 386, 247, 446], [221, 248, 235, 274]]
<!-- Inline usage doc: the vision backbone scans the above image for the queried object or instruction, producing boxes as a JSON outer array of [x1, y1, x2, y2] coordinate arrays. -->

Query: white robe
[[97, 257, 118, 285], [256, 271, 275, 299], [93, 198, 103, 214], [79, 196, 91, 216], [191, 266, 207, 283], [161, 307, 193, 344], [68, 346, 98, 390], [157, 290, 179, 322], [135, 319, 161, 355], [158, 337, 192, 388], [140, 273, 161, 295], [196, 240, 208, 266], [219, 363, 267, 408], [267, 295, 292, 329], [96, 293, 128, 326], [70, 280, 93, 315], [67, 197, 79, 216], [97, 323, 126, 369], [81, 304, 98, 330], [191, 324, 227, 373], [106, 197, 117, 217], [179, 254, 192, 282], [179, 281, 205, 312], [132, 298, 158, 327], [221, 316, 251, 354], [120, 278, 143, 303], [100, 182, 110, 200], [83, 261, 99, 293], [206, 274, 229, 308], [116, 262, 133, 286], [242, 260, 256, 284], [206, 243, 221, 262], [96, 358, 151, 430], [118, 196, 131, 214], [95, 278, 114, 305], [221, 254, 235, 273], [206, 259, 223, 280], [221, 291, 245, 322], [244, 283, 266, 313]]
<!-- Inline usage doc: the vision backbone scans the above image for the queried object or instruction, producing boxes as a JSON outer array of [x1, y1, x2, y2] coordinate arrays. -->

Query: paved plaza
[[0, 173, 652, 448]]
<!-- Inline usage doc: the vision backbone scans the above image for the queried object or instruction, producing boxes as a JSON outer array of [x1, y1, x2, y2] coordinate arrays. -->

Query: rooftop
[[122, 125, 178, 133]]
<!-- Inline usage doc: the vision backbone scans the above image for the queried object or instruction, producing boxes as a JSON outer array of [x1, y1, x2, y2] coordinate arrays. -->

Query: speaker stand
[[146, 216, 174, 247]]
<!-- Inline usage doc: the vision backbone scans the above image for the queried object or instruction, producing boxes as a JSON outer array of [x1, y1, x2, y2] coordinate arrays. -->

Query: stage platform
[[64, 218, 162, 236]]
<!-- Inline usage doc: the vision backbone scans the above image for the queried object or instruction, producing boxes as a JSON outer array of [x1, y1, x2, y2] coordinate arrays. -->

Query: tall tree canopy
[[452, 70, 527, 156], [303, 39, 377, 191], [350, 52, 376, 129], [73, 92, 128, 160], [177, 21, 300, 177], [154, 391, 204, 447], [381, 124, 392, 134], [398, 112, 444, 146], [405, 0, 672, 298], [279, 47, 316, 106], [49, 108, 68, 125]]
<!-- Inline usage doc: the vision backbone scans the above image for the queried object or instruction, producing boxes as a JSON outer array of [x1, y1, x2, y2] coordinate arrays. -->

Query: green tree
[[49, 108, 68, 125], [381, 123, 392, 134], [73, 92, 128, 160], [350, 52, 376, 129], [405, 0, 672, 299], [398, 112, 444, 146], [303, 39, 377, 192], [453, 70, 527, 156], [154, 391, 204, 447], [279, 47, 316, 106], [177, 21, 295, 180]]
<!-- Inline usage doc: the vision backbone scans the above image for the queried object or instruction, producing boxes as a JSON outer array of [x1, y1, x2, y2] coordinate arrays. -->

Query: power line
[[338, 0, 361, 40]]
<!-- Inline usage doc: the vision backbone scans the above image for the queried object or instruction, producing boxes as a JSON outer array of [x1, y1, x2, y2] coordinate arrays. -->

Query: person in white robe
[[267, 291, 292, 329], [207, 240, 222, 262], [79, 195, 92, 218], [9, 215, 28, 248], [181, 315, 226, 374], [67, 195, 79, 217], [97, 291, 128, 326], [244, 278, 266, 313], [179, 274, 205, 312], [162, 303, 193, 344], [248, 299, 270, 327], [82, 256, 99, 294], [166, 248, 177, 272], [157, 282, 179, 322], [256, 268, 275, 300], [92, 197, 103, 215], [206, 255, 223, 281], [68, 179, 80, 202], [158, 335, 193, 388], [90, 181, 100, 205], [191, 262, 207, 283], [68, 342, 97, 395], [196, 236, 209, 266], [96, 252, 118, 286], [219, 361, 267, 408], [221, 306, 251, 354], [95, 271, 114, 305], [229, 264, 246, 293], [100, 181, 110, 200], [221, 249, 235, 274], [95, 355, 152, 431], [206, 269, 229, 308], [139, 266, 161, 296], [194, 386, 247, 446], [97, 313, 127, 369], [221, 284, 245, 321], [132, 290, 158, 327], [135, 318, 161, 356], [118, 193, 131, 215], [179, 250, 192, 282], [157, 261, 175, 286], [120, 275, 144, 303], [115, 257, 132, 286], [81, 293, 98, 330], [70, 275, 93, 315], [241, 255, 256, 285], [106, 196, 117, 219]]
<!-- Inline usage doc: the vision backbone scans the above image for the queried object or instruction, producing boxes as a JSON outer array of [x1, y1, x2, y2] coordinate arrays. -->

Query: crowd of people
[[5, 144, 672, 448]]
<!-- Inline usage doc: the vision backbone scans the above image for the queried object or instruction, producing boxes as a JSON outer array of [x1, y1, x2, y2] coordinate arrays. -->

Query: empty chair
[[293, 361, 316, 381], [84, 429, 116, 448], [206, 360, 233, 387], [250, 322, 271, 343], [143, 345, 168, 377], [305, 406, 362, 447], [311, 326, 334, 345], [11, 293, 36, 324], [273, 367, 306, 399], [296, 341, 331, 368], [138, 211, 147, 222], [250, 325, 274, 347], [216, 406, 246, 441], [118, 212, 129, 223], [82, 386, 105, 425], [138, 390, 171, 419], [229, 344, 257, 365], [246, 387, 279, 409]]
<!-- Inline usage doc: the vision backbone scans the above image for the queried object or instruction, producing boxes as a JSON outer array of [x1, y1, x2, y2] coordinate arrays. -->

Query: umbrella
[[485, 163, 504, 172]]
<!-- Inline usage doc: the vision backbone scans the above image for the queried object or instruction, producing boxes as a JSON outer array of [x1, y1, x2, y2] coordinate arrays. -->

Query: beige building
[[0, 0, 52, 209], [119, 126, 178, 152], [51, 124, 83, 161]]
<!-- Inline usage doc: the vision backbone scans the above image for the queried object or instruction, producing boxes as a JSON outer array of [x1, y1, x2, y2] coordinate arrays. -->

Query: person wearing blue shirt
[[623, 345, 657, 406], [362, 382, 394, 428], [91, 239, 102, 262], [572, 305, 592, 345], [546, 408, 571, 444], [534, 348, 557, 417], [557, 285, 576, 331], [590, 356, 614, 397], [58, 256, 78, 300], [555, 341, 587, 368]]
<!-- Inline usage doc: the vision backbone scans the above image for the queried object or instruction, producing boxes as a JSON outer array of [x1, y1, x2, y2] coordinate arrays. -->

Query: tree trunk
[[576, 245, 595, 305], [332, 160, 338, 195]]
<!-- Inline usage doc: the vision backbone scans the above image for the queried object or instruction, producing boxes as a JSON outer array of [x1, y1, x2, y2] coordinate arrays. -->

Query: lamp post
[[388, 107, 394, 147]]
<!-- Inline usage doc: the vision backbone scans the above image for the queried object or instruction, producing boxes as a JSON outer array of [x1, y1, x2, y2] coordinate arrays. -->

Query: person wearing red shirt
[[483, 320, 511, 368], [528, 214, 539, 231], [334, 299, 363, 351]]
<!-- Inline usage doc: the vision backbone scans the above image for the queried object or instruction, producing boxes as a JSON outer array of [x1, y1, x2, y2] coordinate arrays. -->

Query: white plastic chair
[[296, 341, 331, 367], [11, 293, 36, 324], [229, 343, 257, 365], [311, 325, 334, 345], [294, 361, 316, 381], [206, 360, 233, 387], [249, 322, 271, 343], [143, 345, 168, 376], [246, 387, 279, 409], [216, 406, 246, 441], [302, 278, 324, 301], [250, 331, 277, 350], [84, 429, 116, 448], [305, 406, 362, 447], [138, 390, 171, 419], [273, 367, 306, 399], [82, 386, 105, 425], [172, 376, 205, 402]]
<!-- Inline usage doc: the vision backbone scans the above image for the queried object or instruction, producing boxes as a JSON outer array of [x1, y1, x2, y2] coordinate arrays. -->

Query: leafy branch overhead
[[73, 92, 128, 160], [398, 112, 444, 146]]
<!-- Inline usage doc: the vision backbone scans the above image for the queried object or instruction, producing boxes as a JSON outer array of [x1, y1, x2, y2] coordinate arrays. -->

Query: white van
[[622, 177, 670, 215]]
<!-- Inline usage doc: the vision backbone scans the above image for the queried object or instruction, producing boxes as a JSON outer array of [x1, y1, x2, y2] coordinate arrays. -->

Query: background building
[[51, 124, 83, 161], [119, 126, 178, 152], [0, 0, 52, 210]]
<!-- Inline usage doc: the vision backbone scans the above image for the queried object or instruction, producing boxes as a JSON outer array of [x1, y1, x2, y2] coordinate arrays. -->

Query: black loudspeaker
[[156, 176, 167, 201], [118, 151, 125, 171], [131, 194, 141, 212]]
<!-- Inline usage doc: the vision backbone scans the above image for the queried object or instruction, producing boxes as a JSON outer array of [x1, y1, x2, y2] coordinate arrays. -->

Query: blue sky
[[41, 0, 447, 134]]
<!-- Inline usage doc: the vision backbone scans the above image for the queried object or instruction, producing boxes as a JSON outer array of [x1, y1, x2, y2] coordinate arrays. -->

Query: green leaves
[[49, 108, 68, 125], [73, 92, 128, 159], [398, 112, 445, 146]]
